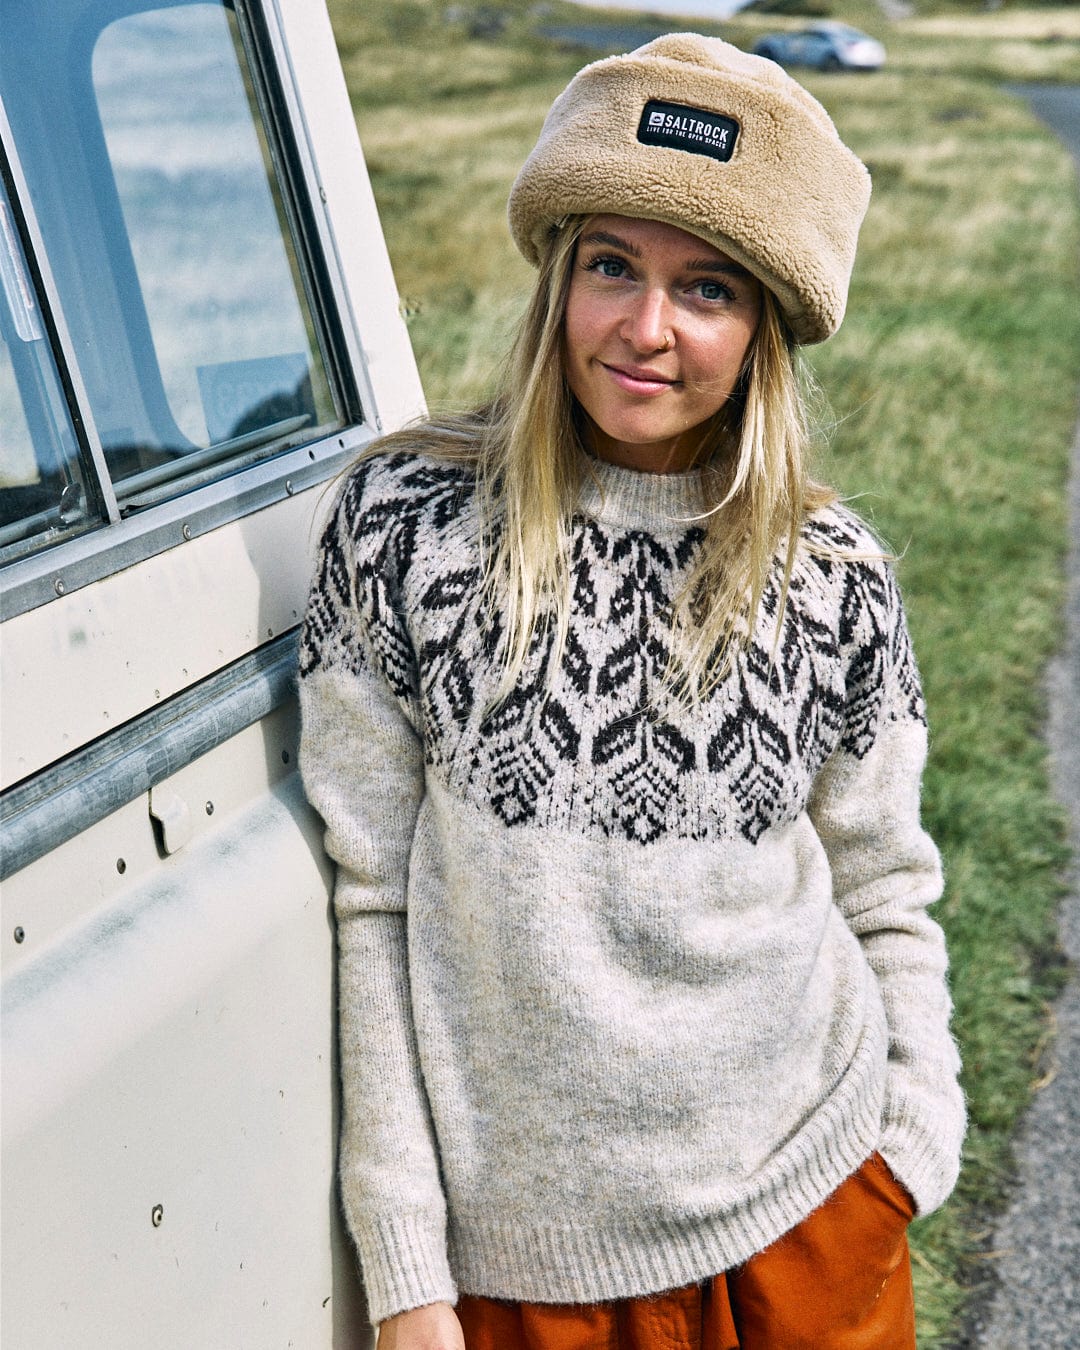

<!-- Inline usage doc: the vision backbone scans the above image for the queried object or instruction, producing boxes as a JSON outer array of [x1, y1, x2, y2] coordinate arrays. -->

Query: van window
[[0, 0, 344, 541]]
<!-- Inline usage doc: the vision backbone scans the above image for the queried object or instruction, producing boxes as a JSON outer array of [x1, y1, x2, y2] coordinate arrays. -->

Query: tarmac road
[[963, 85, 1080, 1350], [1012, 82, 1080, 157]]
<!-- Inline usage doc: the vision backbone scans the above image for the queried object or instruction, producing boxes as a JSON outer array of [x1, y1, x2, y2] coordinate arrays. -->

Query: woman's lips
[[602, 362, 678, 396]]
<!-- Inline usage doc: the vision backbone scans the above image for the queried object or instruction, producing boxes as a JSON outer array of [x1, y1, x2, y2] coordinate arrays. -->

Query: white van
[[1, 2, 423, 1343]]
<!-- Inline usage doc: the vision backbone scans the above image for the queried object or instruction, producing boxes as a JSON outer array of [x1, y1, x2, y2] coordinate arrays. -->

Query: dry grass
[[726, 1, 1080, 81], [903, 7, 1080, 39]]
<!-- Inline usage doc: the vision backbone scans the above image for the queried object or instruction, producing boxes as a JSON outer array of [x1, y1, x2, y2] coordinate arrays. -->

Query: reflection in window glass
[[0, 185, 100, 562], [89, 2, 339, 502]]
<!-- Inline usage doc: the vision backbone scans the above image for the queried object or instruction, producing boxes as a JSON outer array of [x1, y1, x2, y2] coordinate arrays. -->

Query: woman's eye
[[697, 280, 732, 302], [586, 255, 627, 279]]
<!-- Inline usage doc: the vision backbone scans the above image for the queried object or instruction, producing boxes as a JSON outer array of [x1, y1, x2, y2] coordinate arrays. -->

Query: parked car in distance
[[752, 23, 886, 73]]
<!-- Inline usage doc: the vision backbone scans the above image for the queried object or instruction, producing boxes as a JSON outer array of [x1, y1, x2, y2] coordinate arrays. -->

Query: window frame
[[0, 0, 376, 623], [0, 101, 120, 542]]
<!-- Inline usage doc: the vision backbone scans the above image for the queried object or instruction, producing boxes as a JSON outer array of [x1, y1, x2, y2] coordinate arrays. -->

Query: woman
[[299, 34, 965, 1350]]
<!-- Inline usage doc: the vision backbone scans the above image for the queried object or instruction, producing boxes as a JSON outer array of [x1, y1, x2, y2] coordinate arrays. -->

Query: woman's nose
[[622, 288, 674, 354]]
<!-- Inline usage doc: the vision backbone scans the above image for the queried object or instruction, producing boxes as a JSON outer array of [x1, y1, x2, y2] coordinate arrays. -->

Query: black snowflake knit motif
[[301, 456, 925, 846]]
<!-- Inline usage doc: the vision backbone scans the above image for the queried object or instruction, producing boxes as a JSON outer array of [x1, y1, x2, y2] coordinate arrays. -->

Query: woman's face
[[564, 214, 762, 474]]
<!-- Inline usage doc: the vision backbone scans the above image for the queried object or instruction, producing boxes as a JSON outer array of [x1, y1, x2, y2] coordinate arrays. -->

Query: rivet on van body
[[151, 1204, 164, 1227], [182, 523, 192, 541], [205, 801, 214, 816], [116, 858, 127, 875], [14, 926, 25, 944], [282, 750, 291, 765], [285, 480, 295, 495], [53, 577, 65, 596]]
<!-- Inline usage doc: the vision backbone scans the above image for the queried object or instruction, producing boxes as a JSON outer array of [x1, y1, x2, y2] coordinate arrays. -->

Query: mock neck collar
[[575, 450, 710, 533]]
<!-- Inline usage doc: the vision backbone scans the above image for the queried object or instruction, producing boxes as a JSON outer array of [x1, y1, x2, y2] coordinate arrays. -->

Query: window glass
[[0, 0, 343, 529], [0, 181, 101, 562], [90, 3, 339, 505]]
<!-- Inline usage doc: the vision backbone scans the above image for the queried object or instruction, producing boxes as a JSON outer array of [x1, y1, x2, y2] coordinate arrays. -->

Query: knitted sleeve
[[298, 469, 456, 1324], [808, 560, 966, 1216]]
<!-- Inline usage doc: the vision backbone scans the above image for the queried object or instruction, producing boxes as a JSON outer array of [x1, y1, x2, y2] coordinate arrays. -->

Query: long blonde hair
[[371, 215, 835, 705]]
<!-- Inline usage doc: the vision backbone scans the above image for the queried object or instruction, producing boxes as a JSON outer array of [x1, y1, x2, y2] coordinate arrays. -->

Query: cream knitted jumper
[[298, 450, 965, 1325]]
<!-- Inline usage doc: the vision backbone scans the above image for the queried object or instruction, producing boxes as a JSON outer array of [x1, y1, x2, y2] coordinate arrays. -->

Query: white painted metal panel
[[3, 700, 295, 973], [2, 759, 369, 1346], [0, 485, 328, 791]]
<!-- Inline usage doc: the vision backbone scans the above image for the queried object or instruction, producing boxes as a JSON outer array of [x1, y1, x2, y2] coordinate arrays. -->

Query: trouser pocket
[[726, 1152, 917, 1350]]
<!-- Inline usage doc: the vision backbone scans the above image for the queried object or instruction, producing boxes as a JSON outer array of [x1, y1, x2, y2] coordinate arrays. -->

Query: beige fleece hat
[[508, 33, 871, 344]]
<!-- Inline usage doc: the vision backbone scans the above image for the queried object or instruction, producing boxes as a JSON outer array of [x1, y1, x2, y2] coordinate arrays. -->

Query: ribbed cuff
[[878, 1085, 965, 1217], [350, 1209, 458, 1326]]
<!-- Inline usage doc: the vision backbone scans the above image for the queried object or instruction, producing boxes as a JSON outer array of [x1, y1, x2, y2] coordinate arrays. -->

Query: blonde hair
[[370, 216, 835, 706]]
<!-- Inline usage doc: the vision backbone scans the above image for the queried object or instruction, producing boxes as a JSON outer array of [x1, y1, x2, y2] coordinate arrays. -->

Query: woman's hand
[[377, 1302, 465, 1350]]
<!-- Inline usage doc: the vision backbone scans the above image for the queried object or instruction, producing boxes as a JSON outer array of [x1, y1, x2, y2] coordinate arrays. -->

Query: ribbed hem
[[447, 1051, 885, 1304], [576, 451, 711, 532], [350, 1209, 458, 1326]]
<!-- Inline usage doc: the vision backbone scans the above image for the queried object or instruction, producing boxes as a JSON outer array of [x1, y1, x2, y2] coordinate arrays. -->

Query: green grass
[[326, 3, 1080, 1343], [806, 44, 1079, 1337]]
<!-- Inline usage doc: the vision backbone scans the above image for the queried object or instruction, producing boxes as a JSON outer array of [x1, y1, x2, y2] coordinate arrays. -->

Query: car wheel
[[821, 54, 842, 72]]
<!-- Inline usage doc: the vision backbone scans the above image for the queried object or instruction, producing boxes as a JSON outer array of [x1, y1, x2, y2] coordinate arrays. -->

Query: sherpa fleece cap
[[508, 34, 871, 344]]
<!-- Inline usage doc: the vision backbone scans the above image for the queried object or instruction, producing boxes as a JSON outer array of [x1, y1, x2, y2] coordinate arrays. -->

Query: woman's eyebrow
[[687, 258, 753, 277], [580, 231, 752, 279], [579, 230, 642, 256]]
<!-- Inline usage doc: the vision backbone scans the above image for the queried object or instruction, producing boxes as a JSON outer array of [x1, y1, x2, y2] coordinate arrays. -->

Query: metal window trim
[[0, 99, 121, 526], [0, 419, 372, 621], [0, 629, 300, 882], [233, 0, 365, 432], [260, 0, 392, 435]]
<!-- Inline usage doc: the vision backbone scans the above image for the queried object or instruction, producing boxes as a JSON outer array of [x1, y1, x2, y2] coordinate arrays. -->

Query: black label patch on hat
[[637, 100, 739, 163]]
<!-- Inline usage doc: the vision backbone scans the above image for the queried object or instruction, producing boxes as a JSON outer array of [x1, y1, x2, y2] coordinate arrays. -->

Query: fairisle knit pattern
[[299, 451, 965, 1325], [302, 456, 921, 845]]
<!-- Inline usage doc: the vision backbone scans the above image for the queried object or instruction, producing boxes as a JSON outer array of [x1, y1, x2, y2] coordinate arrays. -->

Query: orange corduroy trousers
[[456, 1153, 916, 1350]]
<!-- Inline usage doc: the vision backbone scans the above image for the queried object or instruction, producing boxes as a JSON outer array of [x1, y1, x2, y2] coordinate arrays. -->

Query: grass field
[[326, 3, 1080, 1342]]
